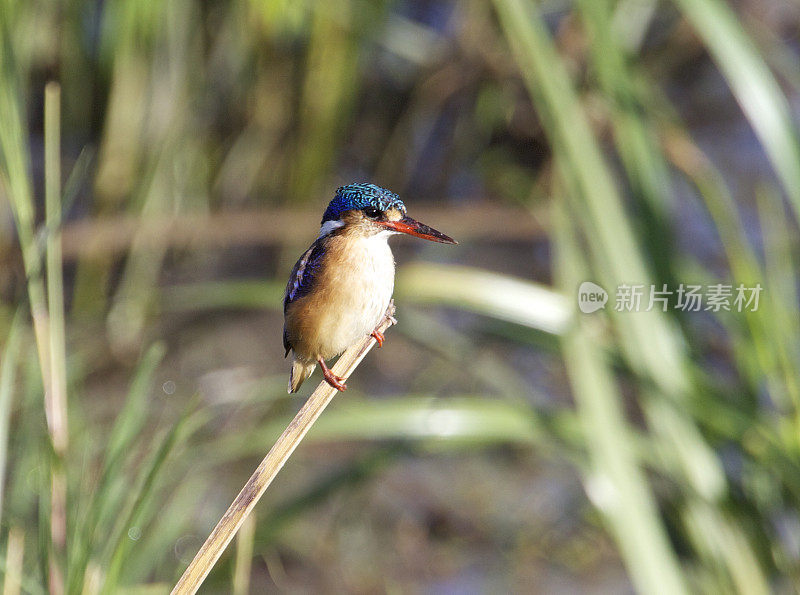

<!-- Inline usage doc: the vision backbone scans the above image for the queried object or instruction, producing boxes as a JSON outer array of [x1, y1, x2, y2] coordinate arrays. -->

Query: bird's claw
[[323, 372, 347, 392], [318, 357, 347, 391], [371, 330, 385, 347]]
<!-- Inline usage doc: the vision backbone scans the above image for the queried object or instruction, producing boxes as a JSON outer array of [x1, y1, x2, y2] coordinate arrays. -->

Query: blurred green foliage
[[1, 0, 800, 592]]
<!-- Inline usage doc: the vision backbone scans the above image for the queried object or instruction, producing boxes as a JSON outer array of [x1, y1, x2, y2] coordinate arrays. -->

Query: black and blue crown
[[321, 183, 406, 224]]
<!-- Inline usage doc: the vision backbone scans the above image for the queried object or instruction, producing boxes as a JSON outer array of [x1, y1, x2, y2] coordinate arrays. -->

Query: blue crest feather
[[321, 183, 406, 224]]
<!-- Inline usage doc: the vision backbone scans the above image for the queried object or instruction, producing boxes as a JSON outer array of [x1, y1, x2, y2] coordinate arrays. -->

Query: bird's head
[[319, 183, 457, 244]]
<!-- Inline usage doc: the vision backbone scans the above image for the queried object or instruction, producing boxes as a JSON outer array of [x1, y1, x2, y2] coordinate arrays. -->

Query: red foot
[[371, 330, 385, 347], [318, 357, 347, 391]]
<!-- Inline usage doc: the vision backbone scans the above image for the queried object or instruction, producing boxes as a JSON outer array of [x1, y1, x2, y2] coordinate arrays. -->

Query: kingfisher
[[283, 183, 456, 393]]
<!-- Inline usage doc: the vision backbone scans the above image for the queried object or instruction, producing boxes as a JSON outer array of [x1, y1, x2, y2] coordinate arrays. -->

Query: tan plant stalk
[[171, 302, 397, 594]]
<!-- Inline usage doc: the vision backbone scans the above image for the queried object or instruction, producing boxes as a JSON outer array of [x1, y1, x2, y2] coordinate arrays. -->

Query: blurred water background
[[1, 0, 800, 592]]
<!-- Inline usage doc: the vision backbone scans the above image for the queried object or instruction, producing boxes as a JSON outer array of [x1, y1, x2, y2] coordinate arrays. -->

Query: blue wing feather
[[284, 239, 326, 307], [283, 239, 327, 355]]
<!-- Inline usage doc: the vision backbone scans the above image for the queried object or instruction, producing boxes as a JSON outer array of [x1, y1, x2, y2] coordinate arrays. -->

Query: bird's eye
[[364, 206, 381, 219]]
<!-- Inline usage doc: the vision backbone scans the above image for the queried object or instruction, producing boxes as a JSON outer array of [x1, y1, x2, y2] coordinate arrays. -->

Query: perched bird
[[283, 183, 456, 393]]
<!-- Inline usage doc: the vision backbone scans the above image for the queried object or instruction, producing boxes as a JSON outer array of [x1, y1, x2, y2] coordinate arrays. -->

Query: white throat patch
[[318, 219, 345, 238]]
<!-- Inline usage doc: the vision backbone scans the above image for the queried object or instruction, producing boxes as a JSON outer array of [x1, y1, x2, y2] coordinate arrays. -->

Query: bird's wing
[[282, 326, 291, 357], [284, 239, 326, 308], [283, 239, 326, 355]]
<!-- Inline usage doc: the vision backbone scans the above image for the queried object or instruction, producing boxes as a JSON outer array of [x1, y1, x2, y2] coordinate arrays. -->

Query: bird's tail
[[288, 358, 316, 393]]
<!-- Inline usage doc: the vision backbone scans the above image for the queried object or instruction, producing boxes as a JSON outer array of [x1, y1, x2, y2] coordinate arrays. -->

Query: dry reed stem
[[44, 82, 68, 595], [44, 82, 68, 456], [171, 302, 397, 594]]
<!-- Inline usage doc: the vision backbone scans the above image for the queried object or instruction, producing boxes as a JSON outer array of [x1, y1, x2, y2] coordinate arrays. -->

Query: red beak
[[378, 216, 457, 244]]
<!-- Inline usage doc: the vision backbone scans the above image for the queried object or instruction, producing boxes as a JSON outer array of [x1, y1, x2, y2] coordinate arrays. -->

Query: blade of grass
[[554, 199, 687, 594], [104, 343, 168, 473], [493, 0, 726, 502], [101, 403, 195, 594], [289, 0, 362, 202], [611, 0, 658, 51], [0, 31, 71, 589], [0, 312, 23, 527], [160, 280, 284, 312], [492, 0, 687, 395], [512, 1, 773, 584], [491, 3, 773, 587], [67, 343, 166, 594], [6, 350, 44, 530], [673, 0, 800, 224], [307, 396, 541, 446], [682, 503, 770, 595], [2, 527, 24, 595], [665, 132, 794, 413], [102, 410, 213, 588], [105, 0, 204, 354], [577, 0, 676, 282], [60, 146, 94, 224], [0, 0, 54, 456], [0, 529, 45, 595], [231, 514, 255, 595], [757, 185, 800, 417], [36, 445, 50, 592], [0, 5, 47, 360], [396, 263, 570, 335]]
